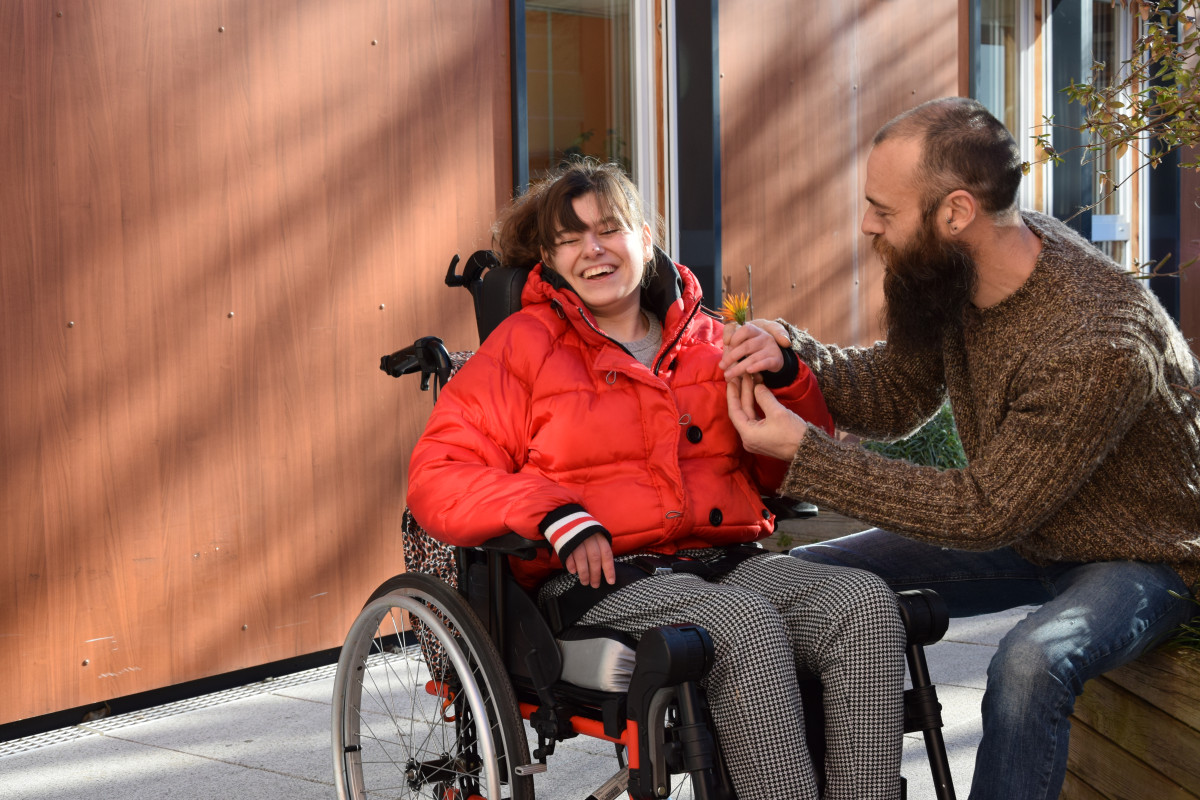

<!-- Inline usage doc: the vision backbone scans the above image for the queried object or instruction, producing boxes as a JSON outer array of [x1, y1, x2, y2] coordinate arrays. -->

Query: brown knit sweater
[[781, 211, 1200, 590]]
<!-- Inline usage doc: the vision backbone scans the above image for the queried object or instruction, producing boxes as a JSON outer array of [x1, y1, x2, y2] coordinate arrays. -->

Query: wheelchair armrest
[[478, 532, 550, 561], [896, 588, 949, 647]]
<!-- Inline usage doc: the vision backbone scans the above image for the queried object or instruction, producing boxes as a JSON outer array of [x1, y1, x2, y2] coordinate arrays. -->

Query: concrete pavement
[[0, 605, 1028, 799]]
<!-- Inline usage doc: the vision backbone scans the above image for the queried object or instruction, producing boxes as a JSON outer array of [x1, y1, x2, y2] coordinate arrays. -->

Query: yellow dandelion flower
[[720, 292, 750, 325]]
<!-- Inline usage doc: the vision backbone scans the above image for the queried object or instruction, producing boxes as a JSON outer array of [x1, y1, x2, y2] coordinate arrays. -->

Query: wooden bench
[[1061, 645, 1200, 799]]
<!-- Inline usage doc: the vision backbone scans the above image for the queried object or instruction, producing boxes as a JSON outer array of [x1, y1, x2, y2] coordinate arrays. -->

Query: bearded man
[[722, 96, 1200, 800]]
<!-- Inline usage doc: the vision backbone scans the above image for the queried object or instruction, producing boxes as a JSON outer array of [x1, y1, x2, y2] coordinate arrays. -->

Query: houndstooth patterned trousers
[[572, 552, 905, 800]]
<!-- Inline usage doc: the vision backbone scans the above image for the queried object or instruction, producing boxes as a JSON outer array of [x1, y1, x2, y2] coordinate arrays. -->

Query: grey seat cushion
[[557, 626, 637, 693]]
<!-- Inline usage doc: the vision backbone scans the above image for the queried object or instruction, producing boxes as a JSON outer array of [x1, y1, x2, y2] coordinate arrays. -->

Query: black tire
[[333, 572, 534, 799]]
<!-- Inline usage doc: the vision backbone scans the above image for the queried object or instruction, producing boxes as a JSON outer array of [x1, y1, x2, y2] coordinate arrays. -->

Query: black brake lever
[[379, 336, 451, 392], [414, 336, 451, 391], [380, 345, 421, 378]]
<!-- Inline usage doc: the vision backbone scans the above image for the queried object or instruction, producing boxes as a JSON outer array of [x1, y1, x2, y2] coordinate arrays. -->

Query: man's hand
[[726, 376, 808, 461], [564, 532, 616, 588], [721, 320, 791, 381]]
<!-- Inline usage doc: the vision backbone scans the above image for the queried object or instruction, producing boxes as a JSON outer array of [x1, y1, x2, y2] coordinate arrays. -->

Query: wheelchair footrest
[[585, 767, 630, 800], [513, 763, 548, 776]]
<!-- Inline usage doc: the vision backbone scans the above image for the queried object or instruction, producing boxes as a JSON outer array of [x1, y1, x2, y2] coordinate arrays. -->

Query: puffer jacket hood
[[522, 247, 702, 374]]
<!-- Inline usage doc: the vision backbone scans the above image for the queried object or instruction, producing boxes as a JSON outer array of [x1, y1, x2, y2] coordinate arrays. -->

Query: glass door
[[1088, 0, 1135, 266], [525, 1, 636, 177]]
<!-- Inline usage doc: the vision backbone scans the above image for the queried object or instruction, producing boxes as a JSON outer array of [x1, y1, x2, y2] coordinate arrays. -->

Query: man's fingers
[[753, 382, 791, 420], [720, 383, 748, 429], [740, 374, 757, 418], [726, 379, 760, 426], [754, 381, 780, 409], [726, 382, 747, 426]]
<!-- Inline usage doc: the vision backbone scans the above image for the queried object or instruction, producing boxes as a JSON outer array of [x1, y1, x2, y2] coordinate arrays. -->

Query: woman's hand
[[564, 532, 617, 588], [721, 320, 790, 381], [726, 376, 808, 461]]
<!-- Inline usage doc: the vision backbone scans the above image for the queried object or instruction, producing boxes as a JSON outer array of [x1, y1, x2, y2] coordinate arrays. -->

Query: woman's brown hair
[[493, 159, 649, 272]]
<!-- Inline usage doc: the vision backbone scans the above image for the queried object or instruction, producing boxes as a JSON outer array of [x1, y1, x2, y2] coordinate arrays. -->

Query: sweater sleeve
[[406, 324, 601, 557], [782, 320, 948, 440], [779, 336, 1155, 550]]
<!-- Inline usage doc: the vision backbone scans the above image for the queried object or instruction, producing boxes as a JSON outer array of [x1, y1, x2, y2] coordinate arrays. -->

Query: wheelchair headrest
[[447, 245, 675, 345], [476, 263, 531, 343], [445, 250, 529, 344]]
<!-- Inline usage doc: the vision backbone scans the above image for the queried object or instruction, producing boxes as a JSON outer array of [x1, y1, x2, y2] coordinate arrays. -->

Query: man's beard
[[875, 215, 978, 353]]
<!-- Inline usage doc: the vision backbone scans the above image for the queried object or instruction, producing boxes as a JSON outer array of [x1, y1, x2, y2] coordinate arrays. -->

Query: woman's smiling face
[[543, 192, 652, 321]]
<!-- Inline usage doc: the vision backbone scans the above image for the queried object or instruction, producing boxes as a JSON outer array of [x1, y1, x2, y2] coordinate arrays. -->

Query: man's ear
[[941, 190, 979, 237]]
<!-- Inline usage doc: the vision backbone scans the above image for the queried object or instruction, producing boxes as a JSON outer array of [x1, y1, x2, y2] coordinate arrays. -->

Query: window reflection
[[526, 1, 633, 179], [978, 0, 1020, 135]]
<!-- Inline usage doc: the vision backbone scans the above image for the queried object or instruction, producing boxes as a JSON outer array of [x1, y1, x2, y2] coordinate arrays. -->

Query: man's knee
[[987, 627, 1080, 707]]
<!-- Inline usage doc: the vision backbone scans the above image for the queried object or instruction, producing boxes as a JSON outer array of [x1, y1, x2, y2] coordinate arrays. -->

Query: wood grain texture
[[1064, 719, 1197, 800], [1060, 771, 1110, 800], [717, 0, 960, 348], [0, 0, 510, 724], [1064, 647, 1200, 799], [1099, 646, 1200, 732], [1071, 673, 1200, 793]]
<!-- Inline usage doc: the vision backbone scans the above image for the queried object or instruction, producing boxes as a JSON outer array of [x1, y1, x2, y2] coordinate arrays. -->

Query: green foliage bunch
[[864, 402, 968, 471], [1034, 1, 1200, 172], [1030, 0, 1200, 274]]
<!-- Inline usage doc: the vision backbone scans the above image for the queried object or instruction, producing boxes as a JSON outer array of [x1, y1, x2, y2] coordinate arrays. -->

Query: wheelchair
[[332, 251, 958, 800]]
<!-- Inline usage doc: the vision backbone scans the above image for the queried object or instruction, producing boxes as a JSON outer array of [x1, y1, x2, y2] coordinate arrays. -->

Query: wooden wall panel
[[718, 0, 961, 347], [0, 0, 511, 724]]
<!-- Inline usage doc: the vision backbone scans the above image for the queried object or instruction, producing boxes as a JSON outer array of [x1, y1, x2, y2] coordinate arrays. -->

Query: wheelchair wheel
[[333, 572, 534, 800]]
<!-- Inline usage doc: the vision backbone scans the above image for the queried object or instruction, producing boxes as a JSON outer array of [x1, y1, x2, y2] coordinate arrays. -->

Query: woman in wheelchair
[[407, 160, 907, 800]]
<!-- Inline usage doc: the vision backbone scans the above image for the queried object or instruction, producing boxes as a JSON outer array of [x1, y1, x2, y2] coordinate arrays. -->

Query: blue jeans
[[792, 529, 1195, 800]]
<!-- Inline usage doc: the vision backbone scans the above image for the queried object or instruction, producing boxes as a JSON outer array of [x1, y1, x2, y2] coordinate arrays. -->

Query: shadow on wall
[[718, 0, 960, 346], [0, 0, 507, 723]]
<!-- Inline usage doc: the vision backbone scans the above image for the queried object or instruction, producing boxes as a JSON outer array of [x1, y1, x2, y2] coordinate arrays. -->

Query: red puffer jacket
[[407, 255, 833, 589]]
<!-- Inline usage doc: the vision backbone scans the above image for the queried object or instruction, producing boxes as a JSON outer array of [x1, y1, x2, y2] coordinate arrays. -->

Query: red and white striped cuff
[[539, 504, 611, 564]]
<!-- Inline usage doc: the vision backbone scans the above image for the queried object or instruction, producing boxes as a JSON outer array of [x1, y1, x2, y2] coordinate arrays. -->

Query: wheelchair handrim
[[332, 589, 502, 800]]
